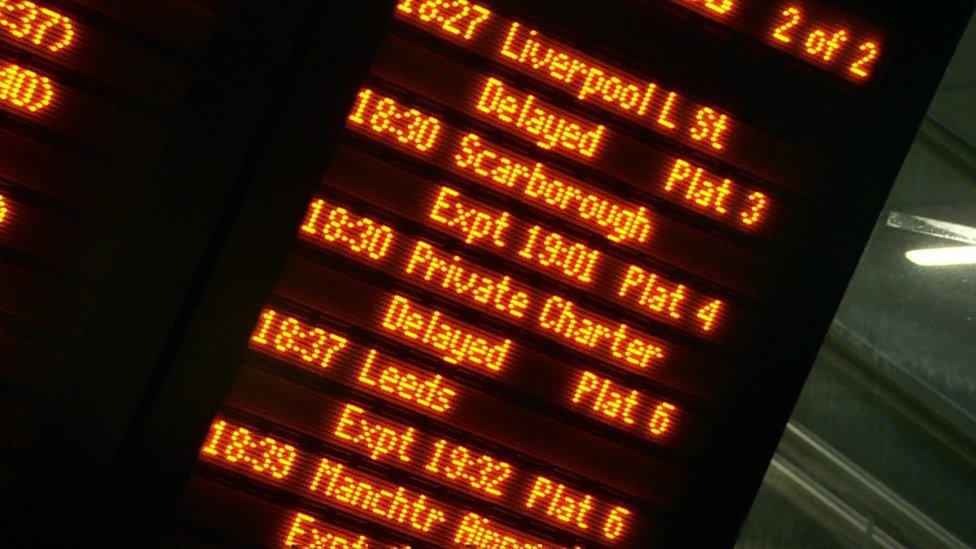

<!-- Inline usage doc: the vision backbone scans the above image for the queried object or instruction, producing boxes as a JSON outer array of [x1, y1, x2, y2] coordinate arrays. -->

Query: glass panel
[[738, 12, 976, 549]]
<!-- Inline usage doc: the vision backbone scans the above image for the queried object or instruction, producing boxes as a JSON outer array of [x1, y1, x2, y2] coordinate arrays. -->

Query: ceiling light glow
[[905, 246, 976, 267]]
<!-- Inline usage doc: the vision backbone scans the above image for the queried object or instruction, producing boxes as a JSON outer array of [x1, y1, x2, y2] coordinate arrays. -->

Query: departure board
[[164, 0, 970, 547], [0, 0, 967, 547]]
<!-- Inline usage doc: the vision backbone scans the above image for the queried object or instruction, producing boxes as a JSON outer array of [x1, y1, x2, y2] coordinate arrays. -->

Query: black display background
[[1, 0, 968, 547], [169, 1, 970, 546]]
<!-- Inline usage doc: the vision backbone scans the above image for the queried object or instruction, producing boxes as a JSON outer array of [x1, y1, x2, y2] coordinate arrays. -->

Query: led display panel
[[0, 0, 216, 323], [0, 0, 222, 528], [0, 0, 957, 546], [159, 0, 973, 546]]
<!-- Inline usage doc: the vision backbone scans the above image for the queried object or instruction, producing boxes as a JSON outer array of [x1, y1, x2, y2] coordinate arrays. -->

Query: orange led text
[[663, 158, 769, 227], [571, 371, 641, 426], [308, 458, 448, 534], [0, 1, 75, 52], [334, 403, 417, 462], [619, 263, 725, 332], [680, 0, 736, 16], [475, 76, 606, 159], [429, 186, 511, 247], [0, 63, 54, 112], [454, 133, 653, 244], [401, 235, 719, 362], [301, 199, 395, 261], [618, 265, 687, 321], [497, 21, 731, 150], [517, 225, 601, 284], [348, 88, 443, 152], [602, 507, 633, 541], [380, 294, 513, 373], [283, 513, 370, 549], [525, 476, 594, 530], [522, 476, 636, 540], [768, 5, 882, 81], [0, 193, 7, 225], [251, 309, 349, 369], [571, 371, 678, 438], [539, 296, 665, 370], [332, 400, 517, 500], [664, 158, 732, 213], [396, 0, 493, 41], [357, 349, 458, 414], [405, 240, 530, 319], [424, 438, 513, 497], [454, 512, 544, 549], [200, 420, 298, 480]]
